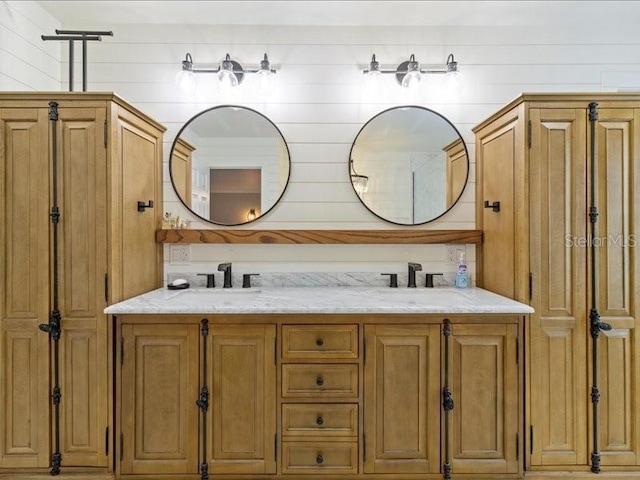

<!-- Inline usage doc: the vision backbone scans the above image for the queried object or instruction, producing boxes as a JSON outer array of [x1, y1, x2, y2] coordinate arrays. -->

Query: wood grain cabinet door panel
[[120, 324, 199, 475], [363, 324, 440, 474]]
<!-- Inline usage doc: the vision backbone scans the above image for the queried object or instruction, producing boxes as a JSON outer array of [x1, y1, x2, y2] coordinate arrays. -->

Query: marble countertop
[[104, 286, 533, 315]]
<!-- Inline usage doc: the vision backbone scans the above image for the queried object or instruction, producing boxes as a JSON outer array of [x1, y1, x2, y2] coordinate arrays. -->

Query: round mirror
[[170, 105, 290, 226], [349, 106, 469, 225]]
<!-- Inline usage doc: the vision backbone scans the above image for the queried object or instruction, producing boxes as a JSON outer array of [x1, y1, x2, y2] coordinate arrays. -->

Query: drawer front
[[282, 364, 358, 398], [282, 442, 358, 474], [282, 325, 358, 359], [282, 404, 358, 437]]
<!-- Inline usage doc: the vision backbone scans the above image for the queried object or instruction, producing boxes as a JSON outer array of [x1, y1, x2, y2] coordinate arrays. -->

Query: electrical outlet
[[170, 245, 191, 264], [447, 245, 465, 265]]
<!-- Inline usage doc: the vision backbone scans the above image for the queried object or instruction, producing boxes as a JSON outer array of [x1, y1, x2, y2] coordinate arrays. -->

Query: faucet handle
[[242, 274, 260, 288], [197, 273, 216, 288], [381, 273, 398, 288], [425, 273, 444, 288], [408, 262, 423, 271]]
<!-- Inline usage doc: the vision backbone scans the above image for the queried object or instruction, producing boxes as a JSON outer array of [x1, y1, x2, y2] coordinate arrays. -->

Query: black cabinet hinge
[[120, 433, 124, 462], [529, 272, 533, 300], [274, 434, 278, 461], [516, 433, 519, 461], [530, 425, 534, 455], [363, 433, 366, 462], [120, 337, 124, 365], [516, 338, 519, 364], [274, 336, 277, 365], [105, 427, 109, 456], [104, 273, 109, 303], [363, 338, 366, 364], [527, 120, 532, 148], [104, 120, 107, 148]]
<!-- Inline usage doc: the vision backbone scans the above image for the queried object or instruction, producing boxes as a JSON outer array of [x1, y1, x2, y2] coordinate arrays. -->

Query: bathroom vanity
[[106, 286, 531, 480]]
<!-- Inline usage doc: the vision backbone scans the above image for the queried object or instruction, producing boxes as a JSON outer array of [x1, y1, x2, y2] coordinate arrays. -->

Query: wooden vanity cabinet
[[116, 314, 522, 479], [475, 93, 640, 473], [0, 93, 164, 473]]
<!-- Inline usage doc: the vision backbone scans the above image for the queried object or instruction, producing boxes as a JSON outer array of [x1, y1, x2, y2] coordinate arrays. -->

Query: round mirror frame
[[169, 105, 291, 226], [348, 105, 469, 226]]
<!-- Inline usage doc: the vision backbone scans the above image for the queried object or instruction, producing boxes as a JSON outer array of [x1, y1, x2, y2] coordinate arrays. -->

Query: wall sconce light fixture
[[246, 208, 257, 222], [175, 52, 277, 96], [350, 158, 369, 195], [363, 53, 460, 90]]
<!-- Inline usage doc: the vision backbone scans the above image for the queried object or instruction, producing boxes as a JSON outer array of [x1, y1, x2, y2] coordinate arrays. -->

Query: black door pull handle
[[137, 200, 154, 212], [484, 200, 500, 212]]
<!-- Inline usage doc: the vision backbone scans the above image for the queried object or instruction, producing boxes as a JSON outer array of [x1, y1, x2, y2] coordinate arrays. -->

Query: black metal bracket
[[442, 318, 452, 480], [484, 200, 500, 212], [39, 309, 62, 341], [137, 200, 154, 212], [199, 319, 209, 480], [442, 386, 454, 411], [590, 308, 612, 339], [591, 451, 601, 473]]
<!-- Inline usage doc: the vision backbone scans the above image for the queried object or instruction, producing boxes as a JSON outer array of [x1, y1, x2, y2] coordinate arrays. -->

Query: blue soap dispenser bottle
[[455, 250, 468, 288]]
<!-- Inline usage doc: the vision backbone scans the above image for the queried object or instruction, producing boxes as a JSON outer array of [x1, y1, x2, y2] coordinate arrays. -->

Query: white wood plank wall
[[6, 4, 640, 284], [0, 1, 60, 90]]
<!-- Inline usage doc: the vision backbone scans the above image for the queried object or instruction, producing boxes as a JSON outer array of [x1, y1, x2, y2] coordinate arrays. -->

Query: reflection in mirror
[[349, 106, 468, 225], [170, 105, 290, 225]]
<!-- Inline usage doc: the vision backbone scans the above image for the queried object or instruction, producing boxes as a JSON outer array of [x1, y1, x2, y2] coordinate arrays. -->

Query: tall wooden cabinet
[[0, 93, 164, 475], [475, 93, 640, 474]]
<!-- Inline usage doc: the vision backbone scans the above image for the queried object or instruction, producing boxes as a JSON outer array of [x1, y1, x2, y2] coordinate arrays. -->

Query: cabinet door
[[0, 107, 51, 468], [110, 106, 163, 302], [449, 323, 519, 474], [529, 108, 588, 466], [363, 325, 440, 474], [593, 108, 640, 466], [57, 107, 109, 467], [121, 324, 199, 475], [209, 325, 276, 474], [476, 105, 527, 300]]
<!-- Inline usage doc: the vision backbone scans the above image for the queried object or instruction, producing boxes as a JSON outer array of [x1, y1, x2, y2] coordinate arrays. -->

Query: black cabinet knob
[[316, 376, 324, 386], [316, 454, 324, 465], [316, 415, 324, 425], [316, 337, 324, 347]]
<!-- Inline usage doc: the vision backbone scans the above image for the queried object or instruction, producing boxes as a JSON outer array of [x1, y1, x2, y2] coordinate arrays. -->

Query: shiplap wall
[[7, 2, 640, 284], [0, 1, 60, 90]]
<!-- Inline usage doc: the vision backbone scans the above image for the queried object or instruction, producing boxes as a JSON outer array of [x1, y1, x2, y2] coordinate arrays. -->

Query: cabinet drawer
[[282, 442, 358, 475], [282, 325, 358, 359], [282, 404, 358, 437], [282, 364, 358, 398]]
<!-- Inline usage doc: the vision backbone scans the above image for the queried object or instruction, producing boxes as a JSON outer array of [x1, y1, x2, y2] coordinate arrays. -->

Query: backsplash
[[166, 271, 454, 289]]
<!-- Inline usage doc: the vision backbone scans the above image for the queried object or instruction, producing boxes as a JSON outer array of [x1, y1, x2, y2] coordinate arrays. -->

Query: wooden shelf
[[156, 229, 482, 245]]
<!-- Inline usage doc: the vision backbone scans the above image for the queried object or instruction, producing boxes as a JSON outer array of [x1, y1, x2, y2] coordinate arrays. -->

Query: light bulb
[[174, 69, 196, 96], [217, 69, 238, 95], [402, 70, 421, 89], [256, 69, 274, 96]]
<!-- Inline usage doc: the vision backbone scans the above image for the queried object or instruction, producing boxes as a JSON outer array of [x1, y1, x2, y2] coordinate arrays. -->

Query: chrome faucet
[[408, 262, 422, 288], [218, 262, 232, 288]]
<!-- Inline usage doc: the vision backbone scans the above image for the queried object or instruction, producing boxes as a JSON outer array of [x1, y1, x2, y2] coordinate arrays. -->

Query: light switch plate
[[170, 245, 191, 264]]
